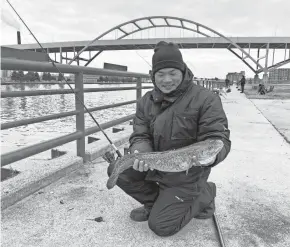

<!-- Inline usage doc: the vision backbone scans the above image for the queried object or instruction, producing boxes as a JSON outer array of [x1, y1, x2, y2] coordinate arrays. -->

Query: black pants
[[241, 84, 245, 93], [107, 165, 216, 237]]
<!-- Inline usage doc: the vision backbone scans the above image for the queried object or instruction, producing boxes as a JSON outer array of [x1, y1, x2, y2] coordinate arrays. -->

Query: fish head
[[209, 139, 224, 152], [199, 139, 224, 159]]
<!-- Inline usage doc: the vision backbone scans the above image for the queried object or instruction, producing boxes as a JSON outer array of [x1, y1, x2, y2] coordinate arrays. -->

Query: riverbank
[[243, 84, 290, 143], [243, 83, 290, 100]]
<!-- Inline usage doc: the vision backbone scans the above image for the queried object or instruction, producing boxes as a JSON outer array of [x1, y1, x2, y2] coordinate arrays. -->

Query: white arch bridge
[[4, 16, 290, 81]]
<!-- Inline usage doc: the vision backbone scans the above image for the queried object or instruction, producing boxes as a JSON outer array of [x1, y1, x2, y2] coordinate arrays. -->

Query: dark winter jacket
[[240, 77, 246, 85], [129, 66, 231, 186]]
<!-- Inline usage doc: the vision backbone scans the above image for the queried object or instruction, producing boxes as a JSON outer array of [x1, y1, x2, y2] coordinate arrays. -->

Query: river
[[1, 83, 153, 161]]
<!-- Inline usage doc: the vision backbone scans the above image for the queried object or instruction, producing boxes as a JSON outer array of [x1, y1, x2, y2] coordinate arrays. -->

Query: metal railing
[[1, 57, 224, 166], [1, 58, 153, 166]]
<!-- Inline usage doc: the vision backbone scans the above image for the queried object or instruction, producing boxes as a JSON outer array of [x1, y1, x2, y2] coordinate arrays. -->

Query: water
[[1, 83, 153, 162]]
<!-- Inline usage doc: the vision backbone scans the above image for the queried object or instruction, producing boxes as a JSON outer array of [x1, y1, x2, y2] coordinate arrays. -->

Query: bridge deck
[[3, 37, 290, 53], [1, 87, 290, 247]]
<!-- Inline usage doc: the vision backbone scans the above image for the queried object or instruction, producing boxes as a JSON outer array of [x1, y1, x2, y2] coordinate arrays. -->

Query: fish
[[106, 139, 224, 190]]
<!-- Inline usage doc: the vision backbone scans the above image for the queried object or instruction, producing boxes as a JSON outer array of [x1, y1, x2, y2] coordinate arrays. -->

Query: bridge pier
[[262, 72, 269, 87], [254, 74, 260, 84], [60, 47, 62, 64]]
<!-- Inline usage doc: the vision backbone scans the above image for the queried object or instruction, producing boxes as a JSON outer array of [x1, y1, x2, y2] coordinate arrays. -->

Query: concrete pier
[[1, 87, 290, 247]]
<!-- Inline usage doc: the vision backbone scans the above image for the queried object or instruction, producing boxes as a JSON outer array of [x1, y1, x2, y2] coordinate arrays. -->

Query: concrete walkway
[[2, 87, 290, 247], [250, 99, 290, 143]]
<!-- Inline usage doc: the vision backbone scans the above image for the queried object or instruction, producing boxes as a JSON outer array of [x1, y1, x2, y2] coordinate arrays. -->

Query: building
[[1, 70, 8, 78], [83, 75, 100, 83], [269, 68, 290, 83], [79, 62, 129, 83], [226, 71, 245, 83]]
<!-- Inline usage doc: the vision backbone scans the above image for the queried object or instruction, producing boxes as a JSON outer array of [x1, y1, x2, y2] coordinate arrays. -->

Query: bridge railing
[[1, 57, 225, 167], [1, 58, 153, 166]]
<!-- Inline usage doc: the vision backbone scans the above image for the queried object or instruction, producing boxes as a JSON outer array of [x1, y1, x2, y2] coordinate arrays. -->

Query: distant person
[[225, 78, 230, 88], [258, 84, 266, 95], [240, 75, 246, 93], [107, 41, 231, 237]]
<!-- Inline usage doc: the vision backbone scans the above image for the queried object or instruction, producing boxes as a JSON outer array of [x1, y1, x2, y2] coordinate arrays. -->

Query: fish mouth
[[198, 141, 224, 165], [106, 177, 116, 189]]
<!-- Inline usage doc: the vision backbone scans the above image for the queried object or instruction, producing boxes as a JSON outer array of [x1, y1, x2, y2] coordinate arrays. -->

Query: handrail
[[1, 89, 79, 98], [1, 56, 225, 167], [85, 114, 134, 136], [1, 110, 80, 130], [1, 86, 153, 98], [1, 58, 150, 78], [0, 82, 145, 85], [1, 114, 135, 166], [1, 131, 83, 167], [1, 100, 137, 130]]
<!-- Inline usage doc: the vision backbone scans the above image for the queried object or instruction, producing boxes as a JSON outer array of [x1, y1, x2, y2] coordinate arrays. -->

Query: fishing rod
[[7, 3, 226, 245], [6, 0, 122, 158]]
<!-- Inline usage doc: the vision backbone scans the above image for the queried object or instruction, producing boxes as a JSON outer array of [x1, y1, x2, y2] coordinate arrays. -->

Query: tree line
[[98, 76, 139, 82], [10, 71, 70, 82], [9, 71, 151, 83]]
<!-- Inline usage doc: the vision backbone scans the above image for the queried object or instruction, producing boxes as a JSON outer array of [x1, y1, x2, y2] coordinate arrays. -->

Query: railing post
[[75, 72, 86, 160], [136, 77, 142, 100]]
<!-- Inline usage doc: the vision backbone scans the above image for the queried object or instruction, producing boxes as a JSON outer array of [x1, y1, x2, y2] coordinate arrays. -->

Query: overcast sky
[[1, 0, 289, 78]]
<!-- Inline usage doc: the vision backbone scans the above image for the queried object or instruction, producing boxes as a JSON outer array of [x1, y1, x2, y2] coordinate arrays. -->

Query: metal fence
[[1, 57, 224, 166]]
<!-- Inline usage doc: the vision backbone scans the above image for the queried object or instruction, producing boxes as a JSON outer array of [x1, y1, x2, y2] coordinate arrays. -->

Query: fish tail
[[106, 158, 123, 189], [106, 174, 118, 189]]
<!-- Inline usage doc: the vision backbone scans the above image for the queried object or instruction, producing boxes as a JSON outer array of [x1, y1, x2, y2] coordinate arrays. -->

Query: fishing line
[[5, 4, 227, 245], [134, 47, 152, 68], [6, 0, 122, 157]]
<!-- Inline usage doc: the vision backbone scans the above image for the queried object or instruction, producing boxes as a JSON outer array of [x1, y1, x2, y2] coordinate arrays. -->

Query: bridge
[[1, 15, 290, 247], [2, 16, 290, 80], [6, 37, 290, 52]]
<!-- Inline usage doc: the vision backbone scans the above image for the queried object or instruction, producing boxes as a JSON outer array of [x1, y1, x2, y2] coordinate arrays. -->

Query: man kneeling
[[107, 41, 231, 237]]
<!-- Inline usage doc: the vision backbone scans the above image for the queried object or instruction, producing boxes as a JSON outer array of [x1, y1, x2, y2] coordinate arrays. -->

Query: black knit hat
[[152, 41, 185, 76]]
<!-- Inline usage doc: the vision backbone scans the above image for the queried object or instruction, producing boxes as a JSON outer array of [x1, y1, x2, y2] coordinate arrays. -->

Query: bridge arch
[[69, 16, 263, 73]]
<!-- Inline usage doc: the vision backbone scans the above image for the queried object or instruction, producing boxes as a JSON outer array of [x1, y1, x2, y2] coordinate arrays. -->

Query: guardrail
[[1, 57, 225, 166]]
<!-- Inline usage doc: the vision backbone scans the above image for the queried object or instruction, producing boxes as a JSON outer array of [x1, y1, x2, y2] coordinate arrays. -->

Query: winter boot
[[130, 205, 151, 222]]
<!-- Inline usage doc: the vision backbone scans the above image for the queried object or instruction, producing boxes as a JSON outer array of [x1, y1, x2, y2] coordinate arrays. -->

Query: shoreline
[[243, 84, 290, 144]]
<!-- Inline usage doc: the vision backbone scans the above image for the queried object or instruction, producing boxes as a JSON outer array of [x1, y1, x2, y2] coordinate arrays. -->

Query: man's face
[[154, 68, 183, 94]]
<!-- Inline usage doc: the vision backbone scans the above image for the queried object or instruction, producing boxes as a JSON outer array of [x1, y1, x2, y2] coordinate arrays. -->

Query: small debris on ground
[[86, 217, 104, 222], [60, 200, 64, 204], [68, 207, 74, 211]]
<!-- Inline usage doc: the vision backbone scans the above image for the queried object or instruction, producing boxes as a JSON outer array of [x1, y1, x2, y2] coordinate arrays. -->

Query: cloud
[[1, 0, 289, 78], [1, 0, 21, 30]]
